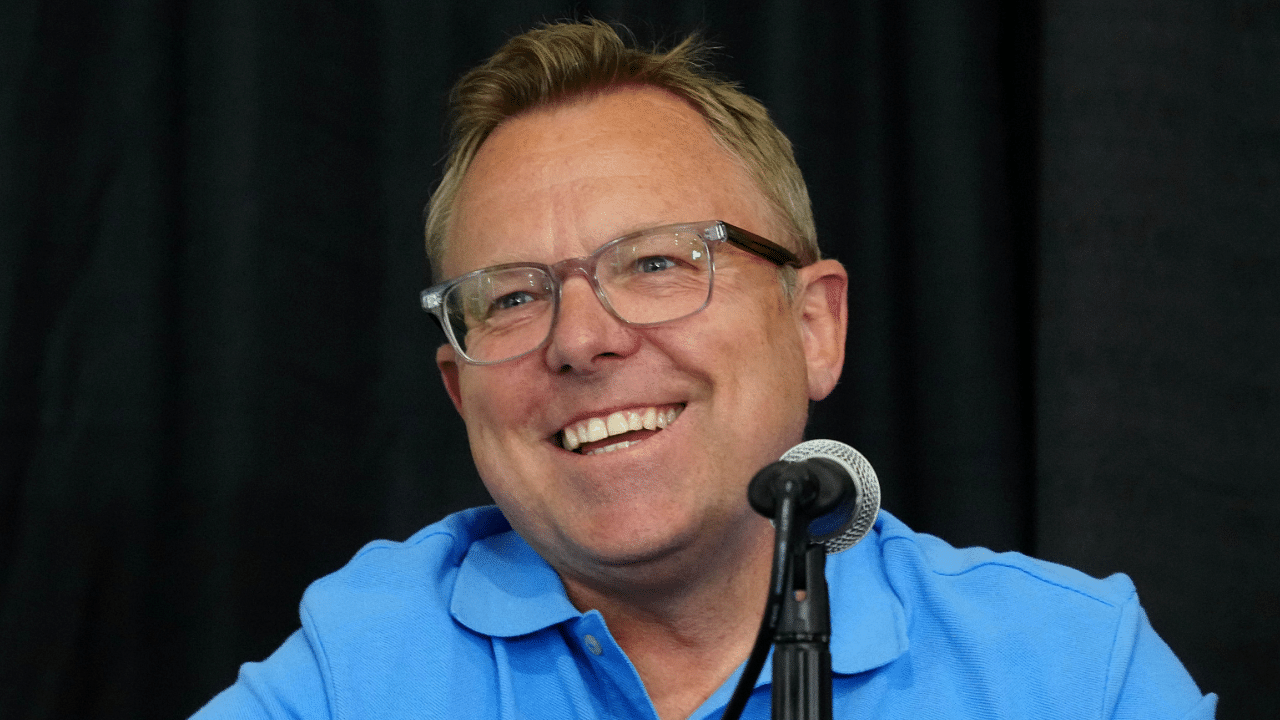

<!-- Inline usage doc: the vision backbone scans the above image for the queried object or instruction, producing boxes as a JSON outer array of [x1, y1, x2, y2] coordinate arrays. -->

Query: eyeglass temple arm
[[722, 224, 804, 267]]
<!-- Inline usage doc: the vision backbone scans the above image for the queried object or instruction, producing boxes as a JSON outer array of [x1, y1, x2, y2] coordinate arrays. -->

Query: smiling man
[[427, 79, 844, 718], [191, 20, 1214, 720]]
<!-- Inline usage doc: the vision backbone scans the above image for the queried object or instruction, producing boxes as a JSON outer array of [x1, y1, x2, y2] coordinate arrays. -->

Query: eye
[[492, 290, 537, 311], [635, 255, 680, 273]]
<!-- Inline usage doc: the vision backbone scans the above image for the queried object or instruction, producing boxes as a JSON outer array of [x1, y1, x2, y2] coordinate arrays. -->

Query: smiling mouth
[[559, 405, 684, 455]]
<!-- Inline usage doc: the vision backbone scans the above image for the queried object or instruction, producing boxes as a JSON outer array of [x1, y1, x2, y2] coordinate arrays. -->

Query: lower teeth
[[585, 440, 636, 456]]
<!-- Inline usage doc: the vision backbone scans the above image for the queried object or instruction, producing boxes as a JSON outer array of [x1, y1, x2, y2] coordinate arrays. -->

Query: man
[[192, 20, 1215, 719]]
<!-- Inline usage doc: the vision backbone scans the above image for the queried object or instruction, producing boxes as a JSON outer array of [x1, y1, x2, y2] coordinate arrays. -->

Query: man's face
[[436, 87, 846, 592]]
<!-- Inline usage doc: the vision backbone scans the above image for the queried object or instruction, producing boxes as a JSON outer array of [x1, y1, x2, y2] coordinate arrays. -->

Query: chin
[[508, 501, 674, 561], [571, 504, 743, 571]]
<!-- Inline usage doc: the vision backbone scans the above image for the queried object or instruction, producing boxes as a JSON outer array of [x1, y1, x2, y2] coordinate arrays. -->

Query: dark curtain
[[1, 1, 1274, 718]]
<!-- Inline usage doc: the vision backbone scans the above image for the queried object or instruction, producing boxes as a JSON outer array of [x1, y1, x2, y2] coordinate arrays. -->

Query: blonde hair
[[425, 19, 818, 279]]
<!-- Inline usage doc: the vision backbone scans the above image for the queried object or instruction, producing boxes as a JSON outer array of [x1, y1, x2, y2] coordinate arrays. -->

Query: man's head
[[425, 19, 819, 281], [427, 21, 847, 596]]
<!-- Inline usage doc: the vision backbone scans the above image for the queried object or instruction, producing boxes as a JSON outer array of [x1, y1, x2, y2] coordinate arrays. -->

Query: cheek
[[454, 373, 536, 499], [457, 369, 519, 434], [729, 302, 810, 407], [455, 364, 553, 450], [721, 288, 803, 358], [677, 295, 808, 397]]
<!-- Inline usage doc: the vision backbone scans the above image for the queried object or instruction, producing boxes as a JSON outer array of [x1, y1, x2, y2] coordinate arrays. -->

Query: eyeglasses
[[421, 220, 803, 365]]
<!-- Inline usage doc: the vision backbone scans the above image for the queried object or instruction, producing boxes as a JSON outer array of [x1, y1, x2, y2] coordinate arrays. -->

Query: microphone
[[749, 439, 881, 554], [723, 440, 881, 720]]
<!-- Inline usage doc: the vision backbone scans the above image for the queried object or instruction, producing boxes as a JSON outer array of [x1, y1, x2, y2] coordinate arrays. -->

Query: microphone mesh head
[[780, 439, 881, 554]]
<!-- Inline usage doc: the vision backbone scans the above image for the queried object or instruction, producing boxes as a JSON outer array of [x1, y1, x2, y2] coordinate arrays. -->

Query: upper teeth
[[561, 406, 681, 452]]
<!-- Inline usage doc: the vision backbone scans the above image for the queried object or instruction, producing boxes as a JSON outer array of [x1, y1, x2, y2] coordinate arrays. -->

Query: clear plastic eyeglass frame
[[420, 220, 803, 365]]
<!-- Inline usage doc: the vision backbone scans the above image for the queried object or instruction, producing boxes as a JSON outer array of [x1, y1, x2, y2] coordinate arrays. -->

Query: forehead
[[442, 86, 771, 277]]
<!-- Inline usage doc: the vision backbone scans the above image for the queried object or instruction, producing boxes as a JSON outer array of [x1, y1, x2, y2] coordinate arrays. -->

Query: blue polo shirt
[[191, 506, 1215, 719]]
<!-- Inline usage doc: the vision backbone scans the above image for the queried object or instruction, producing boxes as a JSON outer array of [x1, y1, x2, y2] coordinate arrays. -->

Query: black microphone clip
[[747, 458, 852, 538]]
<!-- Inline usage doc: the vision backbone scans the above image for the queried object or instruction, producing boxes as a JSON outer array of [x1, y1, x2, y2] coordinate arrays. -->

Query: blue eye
[[493, 291, 536, 311], [636, 256, 679, 273]]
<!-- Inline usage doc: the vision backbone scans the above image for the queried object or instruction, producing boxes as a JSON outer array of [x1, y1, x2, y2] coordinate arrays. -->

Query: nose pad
[[551, 257, 597, 292], [549, 256, 620, 323]]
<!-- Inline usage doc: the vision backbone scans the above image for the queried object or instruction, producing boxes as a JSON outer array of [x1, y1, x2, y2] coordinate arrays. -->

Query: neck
[[558, 517, 775, 720]]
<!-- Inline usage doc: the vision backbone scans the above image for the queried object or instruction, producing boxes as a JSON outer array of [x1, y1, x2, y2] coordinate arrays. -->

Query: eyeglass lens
[[443, 229, 713, 363]]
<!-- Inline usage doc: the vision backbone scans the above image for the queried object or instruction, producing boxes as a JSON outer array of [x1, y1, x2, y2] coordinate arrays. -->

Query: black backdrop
[[2, 1, 1276, 718]]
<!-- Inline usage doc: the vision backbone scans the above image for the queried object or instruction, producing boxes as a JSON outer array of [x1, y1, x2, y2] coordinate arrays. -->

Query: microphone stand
[[721, 461, 844, 720], [772, 541, 832, 720]]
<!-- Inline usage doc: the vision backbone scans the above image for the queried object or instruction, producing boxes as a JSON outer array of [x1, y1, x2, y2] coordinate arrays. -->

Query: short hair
[[424, 20, 818, 280]]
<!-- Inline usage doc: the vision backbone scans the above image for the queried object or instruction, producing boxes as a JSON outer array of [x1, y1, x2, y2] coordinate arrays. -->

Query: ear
[[436, 343, 466, 415], [793, 259, 848, 401]]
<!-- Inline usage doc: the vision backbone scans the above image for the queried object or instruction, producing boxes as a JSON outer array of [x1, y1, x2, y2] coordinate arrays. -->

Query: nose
[[543, 274, 640, 373]]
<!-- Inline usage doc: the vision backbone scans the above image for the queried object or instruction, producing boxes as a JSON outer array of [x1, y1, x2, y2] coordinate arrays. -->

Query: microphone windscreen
[[780, 439, 881, 554]]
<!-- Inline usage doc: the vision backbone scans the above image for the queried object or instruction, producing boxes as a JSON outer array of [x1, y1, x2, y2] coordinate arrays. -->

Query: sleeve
[[188, 629, 332, 720], [1103, 596, 1217, 720]]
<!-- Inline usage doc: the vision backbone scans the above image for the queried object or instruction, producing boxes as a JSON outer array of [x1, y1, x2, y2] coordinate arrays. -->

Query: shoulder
[[867, 511, 1141, 689], [299, 506, 512, 632], [848, 511, 1215, 717], [873, 510, 1136, 614], [193, 508, 520, 719]]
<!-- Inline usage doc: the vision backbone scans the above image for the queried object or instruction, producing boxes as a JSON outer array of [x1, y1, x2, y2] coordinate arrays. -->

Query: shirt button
[[584, 634, 603, 656]]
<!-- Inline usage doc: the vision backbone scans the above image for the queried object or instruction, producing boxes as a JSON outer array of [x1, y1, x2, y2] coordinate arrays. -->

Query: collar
[[451, 528, 582, 637], [825, 512, 910, 675], [449, 512, 910, 673]]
